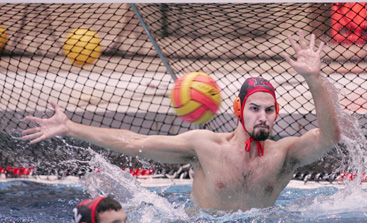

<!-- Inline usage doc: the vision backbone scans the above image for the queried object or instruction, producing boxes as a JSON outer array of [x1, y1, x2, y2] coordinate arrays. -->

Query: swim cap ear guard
[[233, 97, 242, 119], [233, 96, 279, 120]]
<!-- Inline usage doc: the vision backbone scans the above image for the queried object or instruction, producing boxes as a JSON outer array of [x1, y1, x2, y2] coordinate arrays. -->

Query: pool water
[[0, 180, 88, 222], [1, 179, 367, 223]]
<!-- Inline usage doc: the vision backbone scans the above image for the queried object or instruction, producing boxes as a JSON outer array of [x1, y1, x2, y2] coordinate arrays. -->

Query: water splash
[[282, 185, 367, 223], [287, 77, 367, 220], [78, 149, 189, 222], [3, 76, 367, 222], [325, 76, 367, 181]]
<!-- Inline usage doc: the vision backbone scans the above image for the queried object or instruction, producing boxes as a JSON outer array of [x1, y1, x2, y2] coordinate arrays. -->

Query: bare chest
[[192, 137, 295, 210], [201, 151, 293, 208], [211, 157, 283, 192]]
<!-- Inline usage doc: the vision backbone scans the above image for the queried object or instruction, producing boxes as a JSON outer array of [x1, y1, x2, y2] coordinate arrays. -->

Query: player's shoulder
[[267, 136, 300, 150], [181, 129, 226, 141], [273, 136, 299, 143], [184, 129, 219, 136]]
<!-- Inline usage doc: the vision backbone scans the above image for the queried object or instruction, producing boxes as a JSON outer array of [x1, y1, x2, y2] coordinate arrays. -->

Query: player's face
[[98, 209, 127, 223], [243, 92, 276, 141]]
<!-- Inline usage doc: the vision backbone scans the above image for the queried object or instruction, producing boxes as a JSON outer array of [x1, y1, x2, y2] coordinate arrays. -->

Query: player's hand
[[283, 30, 324, 79], [22, 102, 70, 144]]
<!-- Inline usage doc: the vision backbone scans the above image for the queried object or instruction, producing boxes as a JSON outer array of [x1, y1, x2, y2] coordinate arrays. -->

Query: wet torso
[[190, 132, 297, 211]]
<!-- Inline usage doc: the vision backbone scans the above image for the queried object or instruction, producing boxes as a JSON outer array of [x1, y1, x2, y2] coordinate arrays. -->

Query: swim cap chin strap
[[236, 77, 278, 157], [239, 94, 264, 157]]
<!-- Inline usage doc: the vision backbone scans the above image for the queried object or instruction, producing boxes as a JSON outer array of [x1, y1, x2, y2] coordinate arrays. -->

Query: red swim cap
[[234, 77, 278, 124], [73, 197, 105, 223], [233, 77, 278, 157], [239, 77, 276, 107]]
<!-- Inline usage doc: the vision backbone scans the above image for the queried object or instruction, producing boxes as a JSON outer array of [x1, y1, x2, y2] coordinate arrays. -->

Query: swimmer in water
[[73, 196, 127, 223], [22, 30, 340, 211]]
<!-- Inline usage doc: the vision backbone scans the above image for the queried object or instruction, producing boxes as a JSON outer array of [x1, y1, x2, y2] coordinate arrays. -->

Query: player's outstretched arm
[[282, 30, 341, 166], [22, 102, 197, 164]]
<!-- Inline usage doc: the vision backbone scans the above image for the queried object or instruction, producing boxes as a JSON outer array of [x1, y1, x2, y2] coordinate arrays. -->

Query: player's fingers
[[287, 35, 300, 52], [310, 34, 315, 51], [22, 127, 40, 135], [51, 101, 61, 113], [282, 52, 295, 65], [317, 41, 325, 55], [25, 116, 44, 125], [22, 131, 43, 141], [51, 101, 56, 109], [30, 136, 46, 144], [298, 30, 307, 49]]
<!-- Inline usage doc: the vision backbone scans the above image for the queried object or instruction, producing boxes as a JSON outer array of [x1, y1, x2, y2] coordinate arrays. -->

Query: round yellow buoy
[[63, 28, 102, 66], [0, 26, 8, 52]]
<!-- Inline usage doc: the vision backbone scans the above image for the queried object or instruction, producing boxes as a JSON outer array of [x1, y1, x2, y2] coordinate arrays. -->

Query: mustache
[[254, 124, 269, 130]]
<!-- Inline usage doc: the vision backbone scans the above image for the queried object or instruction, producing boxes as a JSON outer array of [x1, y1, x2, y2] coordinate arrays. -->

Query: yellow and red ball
[[171, 72, 221, 124]]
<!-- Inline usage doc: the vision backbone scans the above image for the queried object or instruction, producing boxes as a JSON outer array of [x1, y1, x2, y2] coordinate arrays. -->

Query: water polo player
[[22, 30, 340, 211], [73, 196, 127, 223]]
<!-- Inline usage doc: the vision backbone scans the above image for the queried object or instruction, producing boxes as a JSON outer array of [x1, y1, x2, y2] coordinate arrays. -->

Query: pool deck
[[1, 175, 366, 189]]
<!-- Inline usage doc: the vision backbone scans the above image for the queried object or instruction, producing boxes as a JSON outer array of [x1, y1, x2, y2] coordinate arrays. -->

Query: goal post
[[0, 2, 366, 176]]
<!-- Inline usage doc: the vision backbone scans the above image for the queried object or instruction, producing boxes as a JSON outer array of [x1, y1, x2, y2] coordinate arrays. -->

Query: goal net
[[0, 3, 366, 178]]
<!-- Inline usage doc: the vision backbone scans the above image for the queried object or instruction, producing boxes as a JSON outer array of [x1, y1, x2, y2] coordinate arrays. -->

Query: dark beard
[[250, 128, 269, 141]]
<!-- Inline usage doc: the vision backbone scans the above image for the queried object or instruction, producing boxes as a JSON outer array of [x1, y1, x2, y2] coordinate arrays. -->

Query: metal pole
[[131, 4, 200, 130], [130, 3, 176, 81]]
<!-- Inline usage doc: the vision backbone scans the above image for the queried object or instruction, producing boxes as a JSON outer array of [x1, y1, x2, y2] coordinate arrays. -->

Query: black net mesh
[[0, 3, 366, 178]]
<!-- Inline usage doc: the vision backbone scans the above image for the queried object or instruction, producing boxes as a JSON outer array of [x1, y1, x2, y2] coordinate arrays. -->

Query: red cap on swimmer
[[233, 77, 279, 157], [73, 197, 105, 223]]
